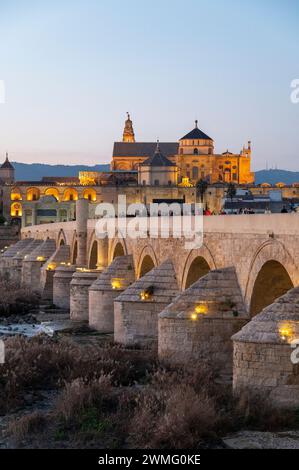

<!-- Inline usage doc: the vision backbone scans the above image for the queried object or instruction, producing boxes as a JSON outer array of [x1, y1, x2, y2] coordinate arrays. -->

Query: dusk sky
[[0, 0, 298, 169]]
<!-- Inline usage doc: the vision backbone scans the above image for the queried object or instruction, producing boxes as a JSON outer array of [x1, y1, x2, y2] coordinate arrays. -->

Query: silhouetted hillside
[[13, 162, 110, 181], [11, 163, 299, 186], [255, 169, 299, 185]]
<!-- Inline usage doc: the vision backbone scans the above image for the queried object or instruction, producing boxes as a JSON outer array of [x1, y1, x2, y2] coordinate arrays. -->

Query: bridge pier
[[40, 244, 71, 301], [233, 286, 299, 409], [11, 239, 43, 285], [21, 239, 56, 291], [53, 265, 77, 309], [89, 255, 135, 333], [114, 260, 179, 347], [0, 239, 33, 280], [158, 267, 249, 378], [70, 270, 100, 321]]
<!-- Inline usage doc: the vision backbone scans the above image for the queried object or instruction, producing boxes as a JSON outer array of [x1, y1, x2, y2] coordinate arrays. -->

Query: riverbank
[[1, 329, 299, 449], [0, 281, 299, 449]]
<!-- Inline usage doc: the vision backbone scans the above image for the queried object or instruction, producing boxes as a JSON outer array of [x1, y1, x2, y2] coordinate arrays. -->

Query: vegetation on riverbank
[[1, 335, 298, 449], [0, 279, 40, 317]]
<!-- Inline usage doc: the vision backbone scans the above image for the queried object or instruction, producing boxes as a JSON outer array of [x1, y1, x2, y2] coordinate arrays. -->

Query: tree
[[226, 182, 237, 212], [196, 179, 208, 204]]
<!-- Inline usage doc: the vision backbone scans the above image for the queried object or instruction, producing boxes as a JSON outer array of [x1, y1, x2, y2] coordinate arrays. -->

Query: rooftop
[[141, 142, 175, 167], [180, 121, 213, 141], [113, 142, 178, 158]]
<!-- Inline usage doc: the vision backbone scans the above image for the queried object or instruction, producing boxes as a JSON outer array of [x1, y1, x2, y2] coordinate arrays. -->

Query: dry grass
[[0, 335, 156, 414], [234, 388, 296, 431], [2, 337, 298, 449], [8, 411, 47, 442], [0, 279, 40, 316]]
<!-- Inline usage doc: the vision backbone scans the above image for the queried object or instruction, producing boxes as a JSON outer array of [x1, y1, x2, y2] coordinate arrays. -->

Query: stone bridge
[[20, 202, 299, 315], [2, 200, 299, 408]]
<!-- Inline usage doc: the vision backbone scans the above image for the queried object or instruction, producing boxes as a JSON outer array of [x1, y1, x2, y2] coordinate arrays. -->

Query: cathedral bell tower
[[122, 112, 135, 143]]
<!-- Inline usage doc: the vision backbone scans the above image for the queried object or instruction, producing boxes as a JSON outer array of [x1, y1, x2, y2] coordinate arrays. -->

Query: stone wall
[[0, 225, 20, 250], [233, 341, 299, 408]]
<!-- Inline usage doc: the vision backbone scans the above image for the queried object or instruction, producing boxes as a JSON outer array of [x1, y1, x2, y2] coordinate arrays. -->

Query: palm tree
[[226, 182, 237, 212], [196, 179, 208, 204]]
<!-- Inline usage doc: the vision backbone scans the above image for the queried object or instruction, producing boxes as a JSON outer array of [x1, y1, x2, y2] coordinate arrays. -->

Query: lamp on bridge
[[140, 285, 154, 301]]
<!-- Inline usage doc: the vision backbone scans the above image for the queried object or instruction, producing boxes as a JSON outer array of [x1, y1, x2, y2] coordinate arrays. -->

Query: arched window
[[11, 202, 22, 217], [11, 187, 22, 201], [193, 148, 198, 155], [83, 188, 97, 202], [192, 167, 199, 180], [26, 187, 40, 201], [63, 188, 78, 202], [45, 188, 60, 201]]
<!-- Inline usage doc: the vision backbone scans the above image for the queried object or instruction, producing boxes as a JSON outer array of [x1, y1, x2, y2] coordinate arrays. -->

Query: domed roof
[[141, 142, 175, 167], [180, 121, 213, 141]]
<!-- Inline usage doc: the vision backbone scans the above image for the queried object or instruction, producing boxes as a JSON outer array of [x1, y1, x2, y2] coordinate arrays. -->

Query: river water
[[0, 319, 76, 338]]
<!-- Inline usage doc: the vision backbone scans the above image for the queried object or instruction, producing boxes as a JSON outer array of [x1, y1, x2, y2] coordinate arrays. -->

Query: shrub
[[128, 364, 229, 449], [234, 389, 297, 431], [8, 411, 47, 443], [0, 336, 156, 414], [0, 279, 40, 316], [55, 376, 113, 423]]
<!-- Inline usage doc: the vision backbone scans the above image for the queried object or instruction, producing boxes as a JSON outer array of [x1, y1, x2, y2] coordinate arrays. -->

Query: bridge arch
[[71, 234, 78, 265], [250, 260, 294, 316], [136, 245, 158, 278], [57, 229, 66, 247], [88, 239, 98, 269], [109, 237, 128, 264], [181, 245, 216, 289], [245, 240, 298, 315]]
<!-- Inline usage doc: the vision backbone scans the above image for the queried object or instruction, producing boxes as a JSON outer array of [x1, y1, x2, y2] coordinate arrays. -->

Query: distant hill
[[13, 162, 110, 181], [10, 163, 299, 186], [255, 169, 299, 185]]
